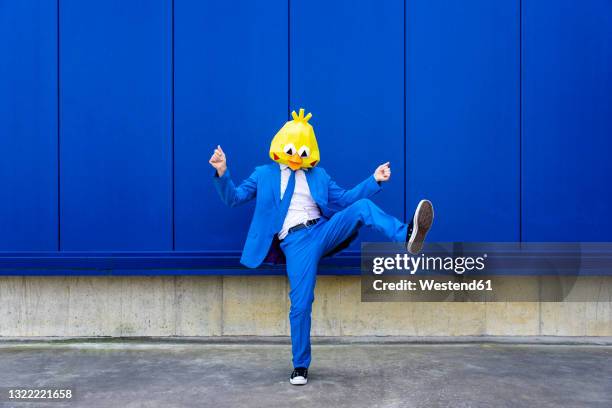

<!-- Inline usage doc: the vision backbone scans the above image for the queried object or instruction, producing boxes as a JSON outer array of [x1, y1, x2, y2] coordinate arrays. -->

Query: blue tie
[[277, 169, 296, 231]]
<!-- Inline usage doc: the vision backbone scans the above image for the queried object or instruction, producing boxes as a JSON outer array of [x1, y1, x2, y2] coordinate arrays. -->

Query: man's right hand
[[209, 145, 227, 177]]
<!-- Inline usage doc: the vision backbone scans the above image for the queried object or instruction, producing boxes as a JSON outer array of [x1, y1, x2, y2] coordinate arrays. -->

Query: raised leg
[[318, 198, 407, 256]]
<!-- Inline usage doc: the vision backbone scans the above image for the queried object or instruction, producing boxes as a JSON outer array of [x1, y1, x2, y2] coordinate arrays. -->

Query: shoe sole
[[407, 199, 434, 255], [290, 377, 307, 385]]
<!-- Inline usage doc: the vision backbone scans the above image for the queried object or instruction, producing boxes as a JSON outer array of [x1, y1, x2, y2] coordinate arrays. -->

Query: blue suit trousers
[[279, 198, 407, 368]]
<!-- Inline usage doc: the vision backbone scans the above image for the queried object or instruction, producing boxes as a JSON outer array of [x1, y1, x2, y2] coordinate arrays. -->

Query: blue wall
[[521, 0, 612, 241], [59, 0, 173, 251], [1, 1, 58, 251], [1, 0, 611, 274]]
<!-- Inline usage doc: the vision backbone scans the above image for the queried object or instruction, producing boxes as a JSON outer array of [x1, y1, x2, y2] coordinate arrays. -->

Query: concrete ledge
[[2, 276, 611, 337], [1, 335, 611, 347]]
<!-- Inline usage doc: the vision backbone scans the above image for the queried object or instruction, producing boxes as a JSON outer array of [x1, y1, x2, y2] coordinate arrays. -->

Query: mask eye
[[283, 143, 296, 156], [298, 146, 310, 158]]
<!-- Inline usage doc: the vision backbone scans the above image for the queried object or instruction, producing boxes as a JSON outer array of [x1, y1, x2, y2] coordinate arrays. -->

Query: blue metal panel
[[522, 0, 612, 241], [174, 0, 288, 251], [59, 0, 173, 250], [290, 0, 405, 249], [0, 1, 58, 250], [407, 0, 520, 241]]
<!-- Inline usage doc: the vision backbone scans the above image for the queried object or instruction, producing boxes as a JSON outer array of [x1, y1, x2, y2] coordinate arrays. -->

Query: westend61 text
[[372, 279, 493, 292]]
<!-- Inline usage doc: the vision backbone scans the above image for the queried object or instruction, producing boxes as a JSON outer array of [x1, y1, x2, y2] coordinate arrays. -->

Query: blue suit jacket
[[213, 163, 382, 268]]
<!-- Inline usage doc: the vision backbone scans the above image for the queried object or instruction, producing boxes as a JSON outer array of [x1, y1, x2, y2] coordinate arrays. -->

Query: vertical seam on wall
[[538, 276, 542, 335], [173, 275, 178, 335], [403, 0, 407, 223], [287, 0, 291, 117], [220, 276, 225, 335], [519, 0, 523, 243], [171, 0, 176, 250], [57, 0, 61, 251], [286, 0, 291, 336], [285, 279, 289, 336]]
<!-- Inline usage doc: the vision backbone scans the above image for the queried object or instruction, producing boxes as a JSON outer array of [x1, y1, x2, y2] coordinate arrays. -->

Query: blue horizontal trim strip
[[0, 251, 361, 276]]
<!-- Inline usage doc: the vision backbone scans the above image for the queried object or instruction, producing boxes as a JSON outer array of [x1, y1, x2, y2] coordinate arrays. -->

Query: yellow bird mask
[[269, 108, 320, 171]]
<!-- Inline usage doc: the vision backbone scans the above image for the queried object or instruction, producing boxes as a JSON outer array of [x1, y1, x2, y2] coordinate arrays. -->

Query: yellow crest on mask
[[269, 108, 320, 170]]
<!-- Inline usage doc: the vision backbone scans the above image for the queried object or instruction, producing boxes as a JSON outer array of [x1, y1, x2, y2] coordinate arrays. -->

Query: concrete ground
[[0, 339, 611, 408]]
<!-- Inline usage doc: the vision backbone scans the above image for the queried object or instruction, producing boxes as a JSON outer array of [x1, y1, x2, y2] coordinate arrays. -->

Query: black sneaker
[[406, 199, 434, 254], [290, 367, 308, 385]]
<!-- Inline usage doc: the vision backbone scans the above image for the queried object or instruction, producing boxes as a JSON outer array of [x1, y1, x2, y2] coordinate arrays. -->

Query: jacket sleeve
[[212, 168, 258, 207], [326, 170, 383, 209]]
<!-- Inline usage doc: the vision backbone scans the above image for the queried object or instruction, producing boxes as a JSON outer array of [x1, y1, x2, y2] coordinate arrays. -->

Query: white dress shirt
[[278, 163, 322, 240]]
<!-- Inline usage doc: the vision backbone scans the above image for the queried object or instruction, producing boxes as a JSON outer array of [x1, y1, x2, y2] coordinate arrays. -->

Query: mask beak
[[287, 154, 303, 170]]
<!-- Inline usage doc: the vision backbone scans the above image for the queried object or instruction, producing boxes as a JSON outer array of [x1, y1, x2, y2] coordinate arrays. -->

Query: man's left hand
[[374, 162, 391, 183]]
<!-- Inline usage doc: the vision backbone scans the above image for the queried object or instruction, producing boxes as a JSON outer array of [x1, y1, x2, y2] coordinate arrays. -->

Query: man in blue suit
[[210, 109, 433, 385]]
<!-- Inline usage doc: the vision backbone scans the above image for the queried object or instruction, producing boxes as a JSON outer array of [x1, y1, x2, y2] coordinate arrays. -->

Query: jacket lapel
[[305, 169, 319, 204], [271, 163, 280, 206]]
